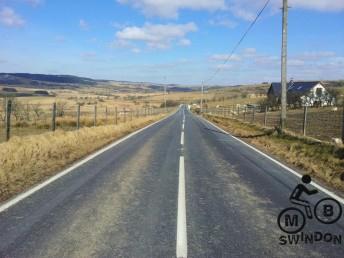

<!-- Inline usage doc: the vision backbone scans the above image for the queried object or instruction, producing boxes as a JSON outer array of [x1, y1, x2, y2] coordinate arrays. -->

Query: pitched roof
[[269, 81, 322, 96]]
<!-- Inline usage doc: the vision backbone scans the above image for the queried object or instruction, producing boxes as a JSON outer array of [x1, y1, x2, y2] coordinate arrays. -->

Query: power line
[[203, 0, 271, 84]]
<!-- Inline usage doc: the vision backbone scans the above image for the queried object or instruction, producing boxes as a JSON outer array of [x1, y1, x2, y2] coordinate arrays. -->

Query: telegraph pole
[[164, 76, 167, 113], [280, 0, 288, 131], [200, 81, 204, 114]]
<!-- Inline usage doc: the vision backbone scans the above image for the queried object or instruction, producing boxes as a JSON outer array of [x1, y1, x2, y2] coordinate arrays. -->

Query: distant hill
[[0, 73, 194, 92], [0, 73, 97, 87]]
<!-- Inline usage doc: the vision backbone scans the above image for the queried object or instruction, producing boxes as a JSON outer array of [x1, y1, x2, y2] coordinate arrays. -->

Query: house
[[267, 80, 334, 107]]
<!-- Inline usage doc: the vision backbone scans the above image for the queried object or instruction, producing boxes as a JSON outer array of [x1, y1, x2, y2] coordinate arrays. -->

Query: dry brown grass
[[0, 114, 167, 202], [205, 114, 344, 193]]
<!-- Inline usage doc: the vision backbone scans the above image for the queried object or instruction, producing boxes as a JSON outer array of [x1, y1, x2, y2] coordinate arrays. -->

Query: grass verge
[[0, 114, 167, 202], [205, 114, 344, 193]]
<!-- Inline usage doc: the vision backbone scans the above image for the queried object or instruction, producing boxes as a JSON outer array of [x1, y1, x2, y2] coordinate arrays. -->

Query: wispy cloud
[[55, 35, 66, 43], [24, 0, 44, 7], [209, 15, 237, 29], [115, 22, 197, 49], [79, 19, 89, 30], [0, 7, 25, 27], [131, 47, 141, 53], [228, 0, 344, 21], [210, 48, 344, 82], [117, 0, 226, 18], [81, 51, 97, 62]]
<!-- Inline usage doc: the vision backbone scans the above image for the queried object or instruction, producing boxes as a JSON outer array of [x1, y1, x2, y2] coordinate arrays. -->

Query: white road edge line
[[176, 156, 188, 258], [0, 112, 177, 213], [201, 116, 344, 205], [181, 131, 184, 145]]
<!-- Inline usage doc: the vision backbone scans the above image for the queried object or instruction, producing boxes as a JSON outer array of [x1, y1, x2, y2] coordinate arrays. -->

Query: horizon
[[1, 72, 343, 88], [0, 0, 343, 85]]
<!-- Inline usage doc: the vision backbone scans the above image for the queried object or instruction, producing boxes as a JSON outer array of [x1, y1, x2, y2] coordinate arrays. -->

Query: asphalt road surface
[[0, 106, 343, 258]]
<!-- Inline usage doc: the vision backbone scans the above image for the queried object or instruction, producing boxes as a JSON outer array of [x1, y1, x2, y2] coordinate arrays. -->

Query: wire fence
[[205, 105, 343, 142], [0, 99, 172, 143]]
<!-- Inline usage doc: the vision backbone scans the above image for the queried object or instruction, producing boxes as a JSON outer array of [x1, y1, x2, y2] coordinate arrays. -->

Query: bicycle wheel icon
[[277, 207, 306, 234], [314, 198, 342, 224]]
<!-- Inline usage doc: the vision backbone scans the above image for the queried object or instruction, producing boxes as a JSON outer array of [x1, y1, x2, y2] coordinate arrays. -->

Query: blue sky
[[0, 0, 343, 85]]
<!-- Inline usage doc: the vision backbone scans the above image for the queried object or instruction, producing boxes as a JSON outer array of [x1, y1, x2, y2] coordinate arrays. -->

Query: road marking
[[176, 156, 187, 258], [0, 112, 177, 213], [181, 131, 184, 145], [201, 116, 344, 205], [182, 123, 185, 131]]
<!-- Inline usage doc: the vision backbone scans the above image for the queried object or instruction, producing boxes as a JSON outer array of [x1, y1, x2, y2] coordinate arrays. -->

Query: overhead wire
[[203, 0, 271, 85]]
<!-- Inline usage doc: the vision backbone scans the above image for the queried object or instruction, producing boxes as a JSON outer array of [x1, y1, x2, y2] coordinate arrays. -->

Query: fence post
[[237, 106, 240, 117], [124, 108, 126, 123], [105, 106, 108, 123], [5, 99, 12, 141], [115, 107, 118, 125], [130, 110, 133, 121], [244, 107, 246, 121], [51, 103, 56, 131], [264, 105, 268, 127], [77, 104, 81, 130], [252, 106, 256, 123], [303, 105, 308, 136], [94, 104, 97, 127], [342, 105, 344, 142]]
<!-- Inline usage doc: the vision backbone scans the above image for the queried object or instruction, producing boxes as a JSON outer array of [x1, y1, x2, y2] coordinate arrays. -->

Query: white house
[[267, 81, 334, 107]]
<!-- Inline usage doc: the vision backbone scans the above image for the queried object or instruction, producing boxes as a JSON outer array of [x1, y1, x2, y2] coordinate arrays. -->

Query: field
[[0, 87, 197, 142], [233, 106, 342, 142], [0, 113, 168, 202], [204, 115, 344, 192]]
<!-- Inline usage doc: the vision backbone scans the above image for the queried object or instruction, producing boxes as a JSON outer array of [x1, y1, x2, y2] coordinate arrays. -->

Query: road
[[0, 106, 343, 257]]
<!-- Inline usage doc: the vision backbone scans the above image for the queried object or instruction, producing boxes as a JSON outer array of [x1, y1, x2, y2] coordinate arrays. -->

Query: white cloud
[[117, 0, 226, 18], [55, 35, 65, 43], [131, 47, 141, 53], [178, 38, 191, 46], [208, 48, 344, 82], [115, 22, 197, 49], [209, 16, 237, 28], [210, 53, 241, 61], [81, 52, 97, 61], [228, 0, 344, 21], [0, 7, 25, 27], [290, 0, 344, 11], [79, 19, 89, 30], [24, 0, 43, 7]]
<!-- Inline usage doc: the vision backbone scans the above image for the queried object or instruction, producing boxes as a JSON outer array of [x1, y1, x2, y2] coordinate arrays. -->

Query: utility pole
[[200, 81, 204, 114], [163, 76, 167, 113], [280, 0, 288, 131]]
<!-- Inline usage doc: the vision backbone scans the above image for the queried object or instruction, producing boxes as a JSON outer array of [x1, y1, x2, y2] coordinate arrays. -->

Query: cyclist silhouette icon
[[289, 175, 318, 219], [278, 175, 342, 234]]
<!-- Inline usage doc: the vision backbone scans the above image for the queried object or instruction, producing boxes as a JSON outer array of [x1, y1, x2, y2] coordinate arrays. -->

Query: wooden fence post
[[105, 106, 108, 122], [130, 110, 133, 121], [77, 104, 81, 130], [342, 105, 344, 142], [94, 105, 97, 127], [51, 103, 56, 131], [303, 105, 308, 136], [252, 106, 256, 123], [124, 108, 126, 123], [237, 106, 240, 117], [244, 107, 247, 121], [115, 107, 118, 125], [5, 100, 12, 141], [264, 105, 268, 127]]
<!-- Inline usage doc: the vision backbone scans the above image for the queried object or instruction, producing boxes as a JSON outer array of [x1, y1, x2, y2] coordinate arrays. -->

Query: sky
[[0, 0, 343, 85]]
